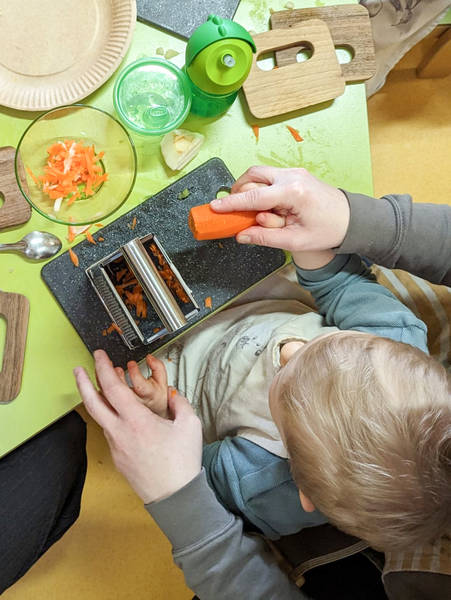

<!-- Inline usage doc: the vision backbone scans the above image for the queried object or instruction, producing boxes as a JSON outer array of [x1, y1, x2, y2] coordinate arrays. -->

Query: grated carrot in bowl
[[27, 140, 108, 211]]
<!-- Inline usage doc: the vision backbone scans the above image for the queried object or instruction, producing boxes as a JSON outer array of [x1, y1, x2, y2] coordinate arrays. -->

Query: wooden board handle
[[0, 291, 29, 404], [0, 146, 31, 230], [242, 19, 345, 119]]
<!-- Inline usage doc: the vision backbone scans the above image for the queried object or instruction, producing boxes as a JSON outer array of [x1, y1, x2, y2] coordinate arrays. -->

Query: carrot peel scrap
[[286, 125, 303, 142], [204, 296, 212, 309], [68, 248, 79, 267], [85, 231, 96, 244], [251, 125, 259, 141]]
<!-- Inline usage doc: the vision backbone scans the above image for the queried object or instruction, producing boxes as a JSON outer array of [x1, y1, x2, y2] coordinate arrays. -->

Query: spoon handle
[[0, 241, 27, 254]]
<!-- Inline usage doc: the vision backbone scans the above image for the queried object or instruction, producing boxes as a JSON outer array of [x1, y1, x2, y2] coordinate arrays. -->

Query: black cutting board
[[137, 0, 241, 39], [41, 158, 286, 368]]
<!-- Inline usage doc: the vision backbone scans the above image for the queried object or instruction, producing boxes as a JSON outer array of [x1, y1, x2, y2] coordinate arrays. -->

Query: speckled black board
[[41, 158, 286, 368], [137, 0, 241, 39]]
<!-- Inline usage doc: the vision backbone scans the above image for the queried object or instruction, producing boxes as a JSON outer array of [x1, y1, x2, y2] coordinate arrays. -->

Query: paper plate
[[0, 0, 136, 111]]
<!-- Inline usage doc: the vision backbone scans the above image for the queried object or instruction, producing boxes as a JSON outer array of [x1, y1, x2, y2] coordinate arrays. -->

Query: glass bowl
[[15, 104, 137, 226]]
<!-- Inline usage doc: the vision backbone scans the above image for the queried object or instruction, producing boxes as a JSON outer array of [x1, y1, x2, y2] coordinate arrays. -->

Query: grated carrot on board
[[69, 248, 79, 267], [103, 322, 123, 336], [95, 223, 104, 227], [286, 125, 303, 142], [28, 140, 108, 207], [85, 231, 96, 244], [251, 125, 259, 141]]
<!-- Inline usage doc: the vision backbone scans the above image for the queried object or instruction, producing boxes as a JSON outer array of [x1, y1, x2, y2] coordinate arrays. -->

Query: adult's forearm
[[146, 470, 306, 599], [339, 192, 451, 286]]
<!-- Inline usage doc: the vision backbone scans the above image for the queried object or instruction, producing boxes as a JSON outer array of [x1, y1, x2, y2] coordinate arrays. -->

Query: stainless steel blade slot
[[88, 270, 143, 349], [121, 238, 187, 332]]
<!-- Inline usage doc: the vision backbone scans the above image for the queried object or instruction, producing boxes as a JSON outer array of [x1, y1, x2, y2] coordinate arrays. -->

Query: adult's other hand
[[210, 166, 350, 252], [74, 350, 202, 504]]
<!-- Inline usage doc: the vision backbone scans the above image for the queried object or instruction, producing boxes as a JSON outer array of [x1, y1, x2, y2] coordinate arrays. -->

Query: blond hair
[[278, 333, 451, 551]]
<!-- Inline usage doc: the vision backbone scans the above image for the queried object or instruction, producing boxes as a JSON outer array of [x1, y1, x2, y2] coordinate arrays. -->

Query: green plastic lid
[[185, 14, 256, 67], [113, 58, 192, 136]]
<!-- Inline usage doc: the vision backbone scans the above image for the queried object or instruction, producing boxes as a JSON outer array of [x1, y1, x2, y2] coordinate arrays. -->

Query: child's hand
[[118, 355, 169, 419]]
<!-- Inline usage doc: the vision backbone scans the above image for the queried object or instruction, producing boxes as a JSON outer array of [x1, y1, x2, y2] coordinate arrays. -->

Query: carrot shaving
[[111, 322, 123, 335], [98, 236, 105, 242], [69, 248, 79, 267], [102, 322, 123, 336], [26, 167, 41, 187], [67, 224, 90, 242], [85, 231, 96, 244], [204, 296, 212, 309], [251, 125, 259, 141], [286, 125, 303, 142], [95, 223, 104, 227], [28, 140, 108, 208], [130, 216, 137, 230]]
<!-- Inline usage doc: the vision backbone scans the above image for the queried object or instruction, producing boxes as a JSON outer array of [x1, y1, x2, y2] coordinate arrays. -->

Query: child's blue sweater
[[202, 254, 428, 540]]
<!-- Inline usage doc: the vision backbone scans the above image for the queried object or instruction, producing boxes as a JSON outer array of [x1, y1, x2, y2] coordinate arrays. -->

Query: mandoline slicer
[[86, 234, 199, 349]]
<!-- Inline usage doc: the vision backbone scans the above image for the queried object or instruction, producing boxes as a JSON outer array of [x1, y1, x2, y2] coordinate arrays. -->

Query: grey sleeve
[[146, 469, 307, 600], [338, 191, 451, 286]]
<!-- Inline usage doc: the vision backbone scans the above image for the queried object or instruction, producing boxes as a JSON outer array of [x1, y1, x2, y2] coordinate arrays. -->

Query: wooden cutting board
[[0, 146, 31, 230], [0, 290, 29, 404], [270, 4, 376, 82], [242, 19, 345, 119]]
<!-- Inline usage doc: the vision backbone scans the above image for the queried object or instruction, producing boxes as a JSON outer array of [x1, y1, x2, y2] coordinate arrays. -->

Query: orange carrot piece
[[153, 327, 161, 333], [26, 167, 41, 187], [85, 231, 96, 244], [251, 125, 259, 141], [286, 125, 303, 142], [69, 248, 79, 267], [188, 203, 258, 241], [131, 216, 137, 230], [98, 236, 105, 242], [111, 322, 123, 335], [204, 296, 212, 309], [95, 223, 104, 227], [67, 227, 76, 243]]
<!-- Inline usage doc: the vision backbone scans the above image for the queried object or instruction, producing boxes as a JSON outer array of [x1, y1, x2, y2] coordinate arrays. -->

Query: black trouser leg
[[0, 411, 87, 593]]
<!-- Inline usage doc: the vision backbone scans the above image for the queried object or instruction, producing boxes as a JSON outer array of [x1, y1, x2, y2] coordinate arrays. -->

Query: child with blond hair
[[114, 242, 450, 552]]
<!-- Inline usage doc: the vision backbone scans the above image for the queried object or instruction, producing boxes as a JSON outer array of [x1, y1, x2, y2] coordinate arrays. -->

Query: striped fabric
[[372, 265, 451, 580], [372, 265, 451, 369], [384, 536, 451, 579]]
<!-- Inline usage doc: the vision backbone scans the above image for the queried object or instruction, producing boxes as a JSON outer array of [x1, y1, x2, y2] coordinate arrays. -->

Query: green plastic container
[[185, 15, 255, 117], [113, 58, 192, 136]]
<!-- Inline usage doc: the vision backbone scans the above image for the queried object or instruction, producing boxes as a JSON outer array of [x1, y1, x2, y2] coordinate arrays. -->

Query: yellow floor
[[4, 30, 450, 600]]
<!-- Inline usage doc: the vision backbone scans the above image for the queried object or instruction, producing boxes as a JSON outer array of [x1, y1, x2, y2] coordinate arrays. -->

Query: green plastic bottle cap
[[113, 58, 192, 136]]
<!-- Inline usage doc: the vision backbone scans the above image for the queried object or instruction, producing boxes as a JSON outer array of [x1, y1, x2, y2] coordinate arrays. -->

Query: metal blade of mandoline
[[91, 273, 141, 349]]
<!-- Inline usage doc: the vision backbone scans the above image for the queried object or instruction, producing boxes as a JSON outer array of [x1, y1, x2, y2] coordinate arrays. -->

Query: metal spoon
[[0, 231, 62, 260]]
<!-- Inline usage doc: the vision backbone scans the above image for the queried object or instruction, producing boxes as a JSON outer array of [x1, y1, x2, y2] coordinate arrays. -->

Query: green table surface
[[0, 0, 373, 457]]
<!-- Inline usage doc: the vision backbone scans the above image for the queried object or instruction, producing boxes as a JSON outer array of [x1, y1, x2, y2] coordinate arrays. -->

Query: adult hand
[[209, 166, 350, 252], [74, 349, 202, 504]]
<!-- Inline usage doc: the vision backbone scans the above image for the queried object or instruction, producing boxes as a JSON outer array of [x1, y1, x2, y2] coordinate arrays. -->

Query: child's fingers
[[115, 366, 127, 385], [127, 360, 153, 397], [145, 355, 168, 387]]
